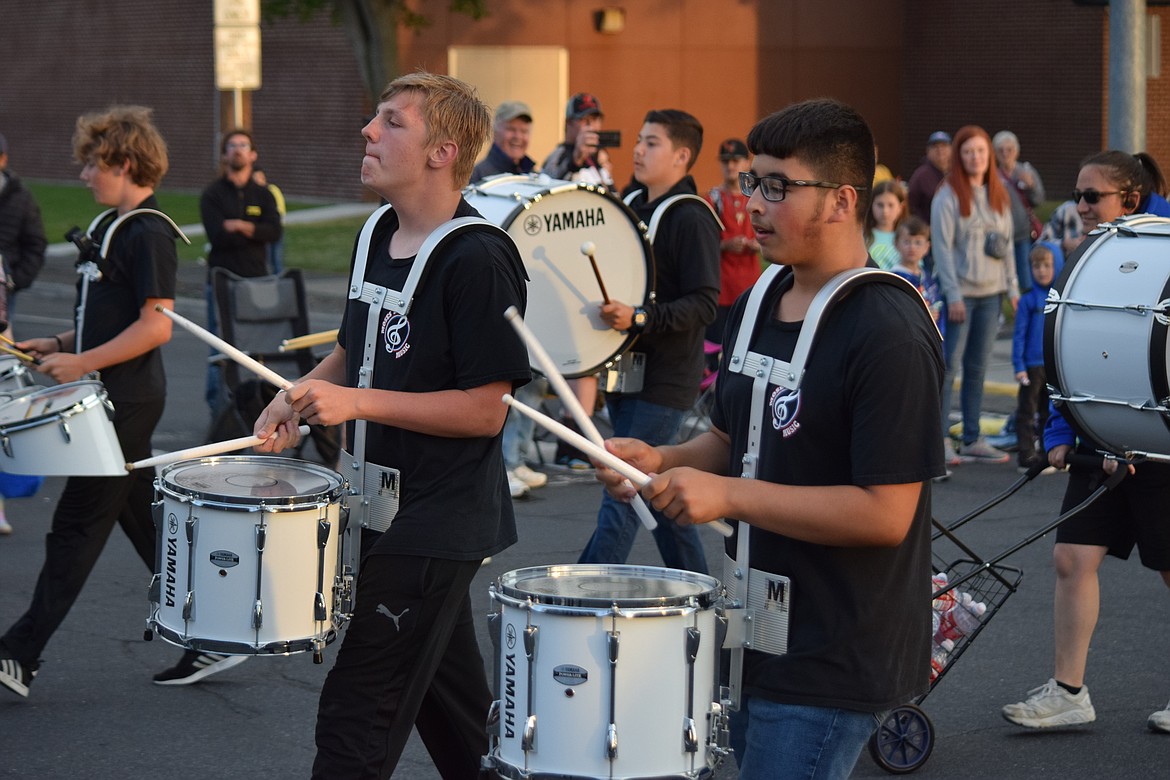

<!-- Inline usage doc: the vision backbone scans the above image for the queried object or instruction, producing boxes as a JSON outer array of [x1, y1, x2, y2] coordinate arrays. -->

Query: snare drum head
[[0, 380, 102, 426], [161, 456, 344, 507], [465, 175, 654, 377], [499, 564, 719, 609]]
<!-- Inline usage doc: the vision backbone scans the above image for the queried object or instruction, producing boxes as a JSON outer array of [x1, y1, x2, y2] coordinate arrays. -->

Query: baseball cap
[[927, 131, 952, 146], [566, 93, 603, 120], [718, 138, 749, 161], [495, 101, 533, 123]]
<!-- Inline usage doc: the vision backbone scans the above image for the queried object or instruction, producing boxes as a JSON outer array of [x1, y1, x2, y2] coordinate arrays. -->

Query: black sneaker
[[0, 652, 36, 698], [153, 650, 247, 686]]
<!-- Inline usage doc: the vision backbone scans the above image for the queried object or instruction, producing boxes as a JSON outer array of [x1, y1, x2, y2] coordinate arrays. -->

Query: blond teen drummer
[[254, 73, 529, 779], [0, 107, 217, 699], [593, 100, 944, 779]]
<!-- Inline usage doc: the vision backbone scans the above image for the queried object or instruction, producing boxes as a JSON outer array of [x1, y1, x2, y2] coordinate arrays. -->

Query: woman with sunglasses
[[931, 125, 1017, 467], [1002, 150, 1170, 734]]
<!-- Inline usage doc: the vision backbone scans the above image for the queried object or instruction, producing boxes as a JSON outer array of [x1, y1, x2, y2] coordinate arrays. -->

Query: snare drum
[[0, 380, 124, 476], [486, 564, 726, 779], [464, 174, 654, 378], [1045, 215, 1170, 459], [146, 456, 348, 656]]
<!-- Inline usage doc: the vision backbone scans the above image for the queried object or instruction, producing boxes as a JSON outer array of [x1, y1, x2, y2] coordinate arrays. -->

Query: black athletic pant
[[312, 547, 491, 780], [1, 396, 163, 666]]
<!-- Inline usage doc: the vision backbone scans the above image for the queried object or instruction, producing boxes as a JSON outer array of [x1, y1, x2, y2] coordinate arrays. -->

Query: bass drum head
[[498, 563, 720, 610], [160, 455, 345, 509], [1044, 215, 1170, 456], [465, 174, 653, 378]]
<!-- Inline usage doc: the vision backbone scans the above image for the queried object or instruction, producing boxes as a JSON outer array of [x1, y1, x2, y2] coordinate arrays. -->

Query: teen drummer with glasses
[[1003, 150, 1170, 735], [593, 99, 944, 779]]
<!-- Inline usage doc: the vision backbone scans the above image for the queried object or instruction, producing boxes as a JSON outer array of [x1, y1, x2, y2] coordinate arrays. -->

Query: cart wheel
[[868, 703, 934, 774]]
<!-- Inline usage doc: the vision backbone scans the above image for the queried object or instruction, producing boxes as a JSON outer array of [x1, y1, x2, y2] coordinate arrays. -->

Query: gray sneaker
[[1002, 679, 1095, 728], [959, 438, 1010, 463], [1149, 701, 1170, 733]]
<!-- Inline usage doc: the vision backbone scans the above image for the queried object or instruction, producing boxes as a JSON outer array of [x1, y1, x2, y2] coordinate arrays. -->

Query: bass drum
[[1044, 214, 1170, 459], [464, 174, 654, 378]]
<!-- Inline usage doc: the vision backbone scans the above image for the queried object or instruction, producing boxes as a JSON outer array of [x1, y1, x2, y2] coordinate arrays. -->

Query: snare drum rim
[[0, 379, 108, 434], [464, 175, 657, 379], [496, 563, 721, 610], [158, 455, 347, 510]]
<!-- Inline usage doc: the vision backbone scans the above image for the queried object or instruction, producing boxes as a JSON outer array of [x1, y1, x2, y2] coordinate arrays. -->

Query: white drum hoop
[[147, 455, 349, 656], [0, 355, 34, 393], [464, 174, 655, 378], [1044, 214, 1170, 460]]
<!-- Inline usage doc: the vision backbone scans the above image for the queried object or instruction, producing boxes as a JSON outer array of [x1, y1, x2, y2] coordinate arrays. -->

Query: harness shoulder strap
[[645, 193, 724, 243], [97, 208, 192, 258]]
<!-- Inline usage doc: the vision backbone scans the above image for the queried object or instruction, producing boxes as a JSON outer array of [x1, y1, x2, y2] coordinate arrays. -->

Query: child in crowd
[[1012, 243, 1055, 472], [865, 179, 906, 270], [892, 216, 944, 340]]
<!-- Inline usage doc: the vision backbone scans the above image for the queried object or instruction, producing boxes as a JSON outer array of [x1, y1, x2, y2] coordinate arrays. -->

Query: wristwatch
[[630, 306, 648, 333]]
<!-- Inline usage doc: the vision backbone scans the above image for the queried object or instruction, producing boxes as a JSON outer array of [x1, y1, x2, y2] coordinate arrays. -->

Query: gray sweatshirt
[[930, 182, 1017, 302]]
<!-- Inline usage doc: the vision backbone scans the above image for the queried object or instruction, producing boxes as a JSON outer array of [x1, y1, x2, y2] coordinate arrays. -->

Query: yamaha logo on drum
[[168, 513, 178, 536], [505, 622, 517, 649], [521, 207, 607, 235]]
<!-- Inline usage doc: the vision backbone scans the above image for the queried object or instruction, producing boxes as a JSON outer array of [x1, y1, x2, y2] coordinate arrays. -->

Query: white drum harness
[[720, 263, 935, 709]]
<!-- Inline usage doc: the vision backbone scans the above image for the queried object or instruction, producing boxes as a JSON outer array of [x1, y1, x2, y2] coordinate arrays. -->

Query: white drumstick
[[504, 306, 657, 531], [155, 304, 294, 391], [503, 393, 734, 538], [126, 425, 311, 471]]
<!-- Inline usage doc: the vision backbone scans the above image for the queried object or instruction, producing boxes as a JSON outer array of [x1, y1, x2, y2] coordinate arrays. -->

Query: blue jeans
[[1013, 238, 1033, 294], [730, 696, 877, 780], [941, 293, 1002, 445], [577, 396, 708, 573], [501, 377, 547, 470]]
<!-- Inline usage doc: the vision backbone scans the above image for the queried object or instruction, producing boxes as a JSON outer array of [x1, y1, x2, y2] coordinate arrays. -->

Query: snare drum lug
[[147, 573, 160, 604], [486, 699, 500, 737], [314, 591, 327, 622], [683, 716, 698, 753], [522, 715, 537, 752], [252, 599, 263, 629], [317, 520, 330, 548], [607, 630, 620, 663], [523, 624, 538, 662], [605, 722, 618, 759], [58, 419, 72, 444], [1, 435, 10, 459], [255, 524, 266, 552], [686, 626, 701, 662], [182, 591, 194, 621]]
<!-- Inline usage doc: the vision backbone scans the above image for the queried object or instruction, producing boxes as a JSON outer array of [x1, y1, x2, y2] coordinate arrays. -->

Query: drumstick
[[0, 343, 40, 366], [504, 306, 657, 531], [503, 393, 734, 538], [126, 424, 311, 471], [580, 241, 610, 304], [280, 329, 339, 353], [155, 305, 294, 391]]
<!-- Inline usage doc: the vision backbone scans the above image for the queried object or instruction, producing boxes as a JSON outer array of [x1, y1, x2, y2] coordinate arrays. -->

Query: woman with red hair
[[931, 125, 1017, 465]]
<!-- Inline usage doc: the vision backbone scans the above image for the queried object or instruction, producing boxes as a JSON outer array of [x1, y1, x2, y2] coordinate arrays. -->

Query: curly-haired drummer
[[0, 106, 191, 699]]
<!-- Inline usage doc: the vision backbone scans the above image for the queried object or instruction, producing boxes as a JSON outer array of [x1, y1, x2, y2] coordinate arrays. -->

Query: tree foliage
[[261, 0, 488, 105]]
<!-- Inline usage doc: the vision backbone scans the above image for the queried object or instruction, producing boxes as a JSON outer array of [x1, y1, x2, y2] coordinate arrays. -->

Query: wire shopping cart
[[868, 457, 1127, 774]]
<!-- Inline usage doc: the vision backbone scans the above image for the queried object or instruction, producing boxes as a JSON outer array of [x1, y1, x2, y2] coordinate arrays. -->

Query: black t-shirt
[[337, 200, 530, 560], [712, 270, 945, 712], [624, 176, 720, 410], [80, 196, 178, 402]]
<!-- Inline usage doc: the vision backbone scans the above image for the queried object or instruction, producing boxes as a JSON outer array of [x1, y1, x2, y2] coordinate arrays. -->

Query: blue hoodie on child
[[1012, 264, 1050, 375]]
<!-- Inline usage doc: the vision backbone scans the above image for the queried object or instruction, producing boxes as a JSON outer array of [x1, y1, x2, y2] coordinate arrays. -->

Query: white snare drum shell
[[489, 564, 721, 778], [0, 380, 125, 476], [149, 456, 347, 655]]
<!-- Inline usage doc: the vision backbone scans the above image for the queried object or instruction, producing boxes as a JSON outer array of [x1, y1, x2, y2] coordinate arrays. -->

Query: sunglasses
[[1071, 189, 1123, 205], [739, 171, 867, 203]]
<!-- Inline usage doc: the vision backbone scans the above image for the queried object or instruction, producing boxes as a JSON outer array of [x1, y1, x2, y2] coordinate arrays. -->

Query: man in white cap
[[471, 100, 536, 182]]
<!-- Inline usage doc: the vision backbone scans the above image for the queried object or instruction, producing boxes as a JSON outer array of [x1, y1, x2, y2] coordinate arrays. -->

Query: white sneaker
[[1002, 679, 1095, 728], [959, 438, 1010, 464], [511, 465, 547, 489], [508, 472, 529, 499], [0, 516, 11, 535], [1149, 701, 1170, 733], [943, 438, 961, 467]]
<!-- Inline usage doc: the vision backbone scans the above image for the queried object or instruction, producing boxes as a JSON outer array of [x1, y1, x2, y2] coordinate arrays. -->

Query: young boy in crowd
[[1012, 243, 1056, 472], [892, 216, 944, 340]]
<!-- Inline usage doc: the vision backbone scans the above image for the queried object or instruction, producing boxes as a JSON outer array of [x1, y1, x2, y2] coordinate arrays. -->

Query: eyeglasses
[[1071, 189, 1122, 205], [739, 171, 866, 203]]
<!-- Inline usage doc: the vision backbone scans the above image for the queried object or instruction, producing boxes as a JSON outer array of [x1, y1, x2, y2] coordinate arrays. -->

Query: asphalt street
[[1, 271, 1168, 779]]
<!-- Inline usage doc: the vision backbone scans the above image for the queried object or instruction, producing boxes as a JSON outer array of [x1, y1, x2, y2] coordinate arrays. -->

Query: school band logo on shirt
[[770, 386, 801, 438], [381, 312, 410, 358]]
